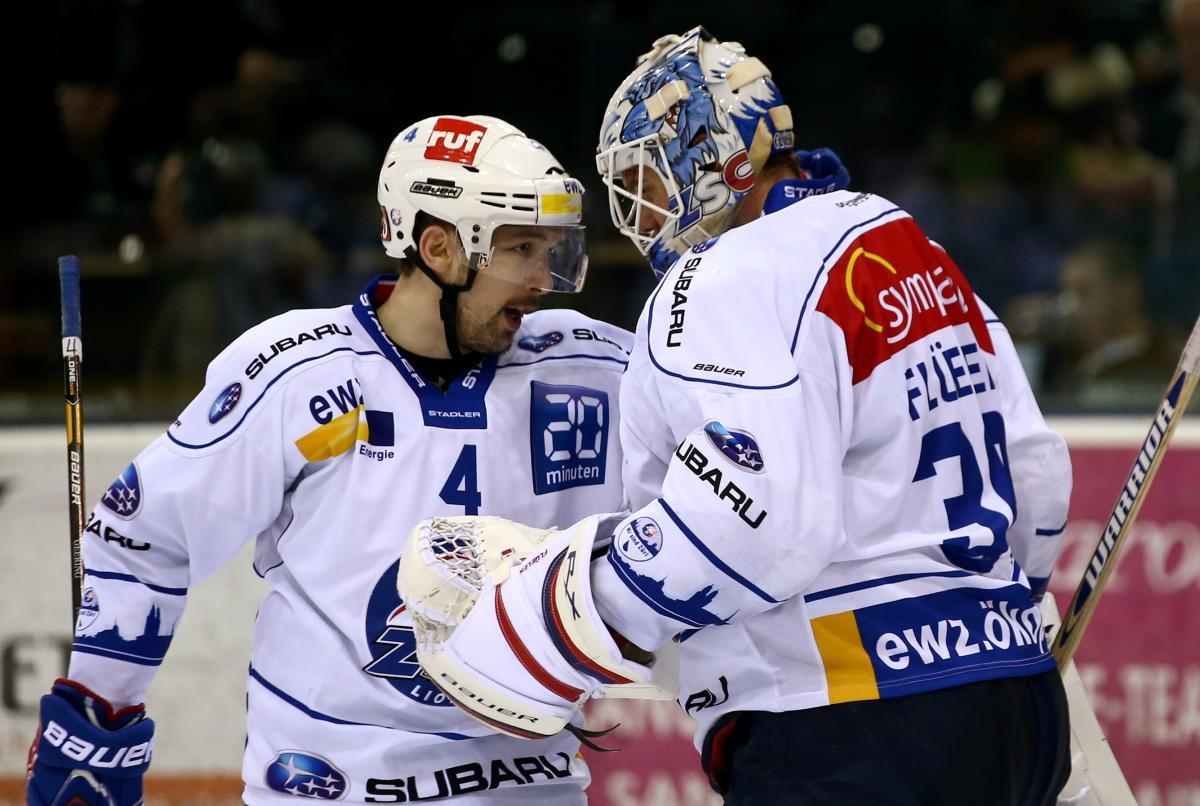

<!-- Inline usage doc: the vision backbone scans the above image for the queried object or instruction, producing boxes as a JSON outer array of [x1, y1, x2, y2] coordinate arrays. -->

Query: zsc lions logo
[[101, 462, 142, 519], [265, 751, 348, 800], [362, 558, 452, 708], [208, 382, 242, 424], [704, 421, 765, 473], [616, 517, 663, 562], [518, 331, 564, 353]]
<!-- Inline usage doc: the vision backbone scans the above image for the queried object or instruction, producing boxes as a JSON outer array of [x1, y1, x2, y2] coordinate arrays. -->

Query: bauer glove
[[27, 679, 154, 806]]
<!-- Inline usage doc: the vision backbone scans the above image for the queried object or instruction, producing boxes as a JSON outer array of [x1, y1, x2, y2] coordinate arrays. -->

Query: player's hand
[[794, 147, 851, 191], [398, 514, 654, 746], [27, 679, 155, 806]]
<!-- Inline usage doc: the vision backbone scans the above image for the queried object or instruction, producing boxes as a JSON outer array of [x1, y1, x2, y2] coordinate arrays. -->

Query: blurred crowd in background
[[2, 0, 1198, 422]]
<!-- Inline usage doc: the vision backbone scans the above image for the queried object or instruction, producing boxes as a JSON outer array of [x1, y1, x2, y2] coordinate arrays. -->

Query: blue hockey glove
[[763, 147, 852, 214], [795, 147, 851, 189], [27, 679, 155, 806]]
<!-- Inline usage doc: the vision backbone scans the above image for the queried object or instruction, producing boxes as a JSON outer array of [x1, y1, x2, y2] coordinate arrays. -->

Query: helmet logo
[[424, 118, 487, 165], [722, 150, 754, 193], [379, 205, 391, 241]]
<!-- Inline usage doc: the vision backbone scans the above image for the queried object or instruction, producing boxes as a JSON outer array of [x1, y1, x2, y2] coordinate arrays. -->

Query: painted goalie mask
[[596, 27, 795, 277]]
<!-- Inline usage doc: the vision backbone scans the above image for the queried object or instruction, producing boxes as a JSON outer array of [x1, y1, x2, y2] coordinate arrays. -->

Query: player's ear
[[418, 223, 468, 285]]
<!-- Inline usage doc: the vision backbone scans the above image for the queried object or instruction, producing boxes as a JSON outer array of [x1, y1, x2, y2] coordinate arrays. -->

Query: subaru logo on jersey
[[265, 751, 348, 800], [518, 331, 564, 353], [704, 421, 765, 473], [616, 517, 663, 562], [101, 462, 143, 518], [75, 586, 100, 631], [208, 382, 242, 424], [362, 558, 452, 708], [691, 236, 720, 253], [529, 382, 609, 495]]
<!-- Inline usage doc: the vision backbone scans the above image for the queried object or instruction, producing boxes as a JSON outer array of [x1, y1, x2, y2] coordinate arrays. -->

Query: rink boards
[[0, 420, 1197, 805]]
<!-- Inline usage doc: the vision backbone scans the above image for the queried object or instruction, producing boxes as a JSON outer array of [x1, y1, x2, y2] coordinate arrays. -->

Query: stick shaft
[[1052, 313, 1200, 668], [58, 255, 85, 629]]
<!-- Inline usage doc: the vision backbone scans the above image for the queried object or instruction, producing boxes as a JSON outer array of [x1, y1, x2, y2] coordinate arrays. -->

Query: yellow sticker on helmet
[[540, 193, 582, 215]]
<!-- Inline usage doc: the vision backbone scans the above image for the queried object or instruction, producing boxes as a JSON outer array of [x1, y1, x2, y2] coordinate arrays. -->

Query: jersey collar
[[353, 275, 497, 430]]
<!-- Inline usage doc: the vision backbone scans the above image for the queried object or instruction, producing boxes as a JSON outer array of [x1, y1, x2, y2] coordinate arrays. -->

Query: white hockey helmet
[[378, 114, 588, 293], [596, 27, 795, 277]]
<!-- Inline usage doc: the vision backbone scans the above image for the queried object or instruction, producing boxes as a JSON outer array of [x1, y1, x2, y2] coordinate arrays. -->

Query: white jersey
[[69, 275, 632, 803], [591, 191, 1072, 749]]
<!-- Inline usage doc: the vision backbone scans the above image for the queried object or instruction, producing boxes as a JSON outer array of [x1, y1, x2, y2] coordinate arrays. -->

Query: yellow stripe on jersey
[[294, 406, 368, 461], [811, 610, 880, 704]]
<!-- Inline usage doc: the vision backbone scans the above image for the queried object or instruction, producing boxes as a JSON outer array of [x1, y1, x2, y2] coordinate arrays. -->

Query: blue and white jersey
[[591, 191, 1072, 747], [69, 275, 631, 803]]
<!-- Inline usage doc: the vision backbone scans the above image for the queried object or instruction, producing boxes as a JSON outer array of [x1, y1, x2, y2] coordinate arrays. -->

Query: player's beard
[[455, 293, 535, 355]]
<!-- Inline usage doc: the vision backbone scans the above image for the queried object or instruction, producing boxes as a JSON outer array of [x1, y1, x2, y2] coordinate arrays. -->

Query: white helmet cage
[[596, 27, 795, 277], [378, 115, 588, 293]]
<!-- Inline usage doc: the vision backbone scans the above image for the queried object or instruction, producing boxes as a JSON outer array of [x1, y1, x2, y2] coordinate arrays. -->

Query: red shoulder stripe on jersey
[[816, 217, 994, 384]]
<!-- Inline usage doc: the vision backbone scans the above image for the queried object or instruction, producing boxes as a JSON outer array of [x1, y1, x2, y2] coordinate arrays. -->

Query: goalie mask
[[378, 115, 588, 355], [596, 27, 795, 277]]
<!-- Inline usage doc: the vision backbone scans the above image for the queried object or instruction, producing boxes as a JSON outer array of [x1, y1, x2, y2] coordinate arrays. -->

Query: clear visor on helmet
[[476, 224, 589, 293]]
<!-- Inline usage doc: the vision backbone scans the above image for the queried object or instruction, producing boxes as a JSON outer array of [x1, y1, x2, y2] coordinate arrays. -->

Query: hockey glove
[[398, 515, 658, 746], [27, 679, 154, 806], [763, 146, 852, 214]]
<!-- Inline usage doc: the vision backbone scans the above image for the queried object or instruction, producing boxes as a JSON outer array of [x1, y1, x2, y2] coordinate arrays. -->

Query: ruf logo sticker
[[424, 118, 488, 165]]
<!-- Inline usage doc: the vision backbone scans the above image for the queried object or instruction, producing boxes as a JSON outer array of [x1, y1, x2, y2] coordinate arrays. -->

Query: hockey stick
[[1051, 312, 1200, 668], [58, 255, 85, 627]]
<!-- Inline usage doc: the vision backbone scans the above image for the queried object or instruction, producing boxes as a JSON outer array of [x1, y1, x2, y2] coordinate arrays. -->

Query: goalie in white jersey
[[396, 29, 1076, 806], [27, 115, 635, 804]]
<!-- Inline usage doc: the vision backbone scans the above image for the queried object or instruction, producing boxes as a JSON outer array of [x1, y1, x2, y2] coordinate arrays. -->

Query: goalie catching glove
[[397, 514, 663, 746], [26, 679, 154, 806]]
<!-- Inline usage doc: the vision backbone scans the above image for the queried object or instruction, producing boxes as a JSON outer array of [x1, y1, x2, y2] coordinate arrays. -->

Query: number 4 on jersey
[[440, 444, 481, 515]]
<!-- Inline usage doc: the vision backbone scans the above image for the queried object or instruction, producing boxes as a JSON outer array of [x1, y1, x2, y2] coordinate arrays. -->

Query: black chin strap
[[407, 246, 477, 361]]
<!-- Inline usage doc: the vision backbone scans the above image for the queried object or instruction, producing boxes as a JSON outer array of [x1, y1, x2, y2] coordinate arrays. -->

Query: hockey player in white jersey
[[396, 29, 1076, 806], [26, 115, 635, 804]]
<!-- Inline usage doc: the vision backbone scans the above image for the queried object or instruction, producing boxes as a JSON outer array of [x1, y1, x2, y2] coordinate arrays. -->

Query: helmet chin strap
[[405, 245, 479, 361]]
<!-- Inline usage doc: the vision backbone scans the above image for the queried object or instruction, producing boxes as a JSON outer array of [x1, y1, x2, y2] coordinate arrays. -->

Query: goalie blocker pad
[[416, 515, 653, 740]]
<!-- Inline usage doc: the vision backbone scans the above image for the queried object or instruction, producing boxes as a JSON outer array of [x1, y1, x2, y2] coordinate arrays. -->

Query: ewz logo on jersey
[[296, 377, 397, 462], [529, 382, 609, 495], [265, 751, 348, 800], [363, 558, 451, 707]]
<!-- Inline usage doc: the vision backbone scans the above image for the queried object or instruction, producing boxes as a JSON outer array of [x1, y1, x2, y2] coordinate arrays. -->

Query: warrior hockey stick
[[59, 255, 85, 626], [1051, 311, 1200, 668]]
